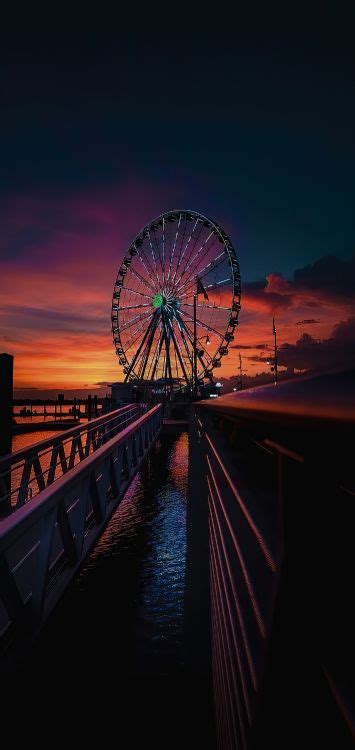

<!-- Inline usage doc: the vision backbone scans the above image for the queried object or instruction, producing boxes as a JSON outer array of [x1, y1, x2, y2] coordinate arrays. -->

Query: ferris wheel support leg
[[138, 314, 159, 381], [150, 329, 164, 381], [161, 311, 173, 392], [124, 312, 157, 382]]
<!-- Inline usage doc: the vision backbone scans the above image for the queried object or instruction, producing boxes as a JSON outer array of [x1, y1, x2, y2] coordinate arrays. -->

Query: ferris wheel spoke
[[173, 222, 204, 290], [183, 221, 205, 269], [162, 217, 166, 286], [136, 245, 161, 289], [178, 256, 230, 300], [179, 241, 222, 292], [166, 213, 182, 286], [119, 309, 152, 333], [146, 230, 162, 286], [118, 303, 152, 311], [174, 229, 214, 290], [119, 286, 153, 300], [172, 218, 200, 287], [122, 314, 154, 351], [151, 225, 166, 285], [180, 308, 225, 340], [175, 232, 217, 291], [194, 250, 226, 280], [205, 277, 234, 291], [178, 251, 226, 296], [171, 215, 188, 286], [129, 265, 156, 294], [182, 301, 230, 311], [139, 235, 160, 277]]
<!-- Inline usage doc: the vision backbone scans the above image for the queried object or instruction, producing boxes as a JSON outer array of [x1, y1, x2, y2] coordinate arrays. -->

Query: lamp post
[[272, 317, 278, 385], [193, 293, 198, 400], [193, 277, 209, 400]]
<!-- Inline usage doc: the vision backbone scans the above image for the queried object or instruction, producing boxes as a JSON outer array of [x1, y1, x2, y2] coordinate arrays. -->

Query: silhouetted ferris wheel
[[111, 209, 241, 386]]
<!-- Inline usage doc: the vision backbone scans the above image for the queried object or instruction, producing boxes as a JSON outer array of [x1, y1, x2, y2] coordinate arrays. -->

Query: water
[[2, 430, 210, 747], [12, 430, 61, 452]]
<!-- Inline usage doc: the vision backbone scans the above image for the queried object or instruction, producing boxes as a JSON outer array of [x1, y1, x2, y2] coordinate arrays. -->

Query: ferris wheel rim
[[111, 209, 241, 385]]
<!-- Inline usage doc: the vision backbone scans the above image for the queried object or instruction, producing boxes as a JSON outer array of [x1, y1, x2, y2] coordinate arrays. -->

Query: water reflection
[[12, 430, 60, 452], [76, 431, 188, 677], [3, 430, 193, 747]]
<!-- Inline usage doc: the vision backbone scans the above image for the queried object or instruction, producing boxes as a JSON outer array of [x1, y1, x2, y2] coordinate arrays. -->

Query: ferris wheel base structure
[[111, 379, 221, 409], [111, 209, 241, 392]]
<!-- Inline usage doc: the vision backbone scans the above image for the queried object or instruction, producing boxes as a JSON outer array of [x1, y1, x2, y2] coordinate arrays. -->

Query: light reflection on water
[[12, 430, 61, 452], [76, 430, 188, 674]]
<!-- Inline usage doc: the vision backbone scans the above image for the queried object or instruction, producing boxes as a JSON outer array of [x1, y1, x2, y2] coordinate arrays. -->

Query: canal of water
[[3, 428, 214, 747]]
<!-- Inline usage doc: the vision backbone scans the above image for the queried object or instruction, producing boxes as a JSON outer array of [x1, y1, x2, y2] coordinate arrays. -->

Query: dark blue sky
[[1, 6, 354, 281]]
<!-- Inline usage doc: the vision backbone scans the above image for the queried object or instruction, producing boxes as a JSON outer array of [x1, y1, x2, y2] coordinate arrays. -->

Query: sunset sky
[[1, 10, 354, 396]]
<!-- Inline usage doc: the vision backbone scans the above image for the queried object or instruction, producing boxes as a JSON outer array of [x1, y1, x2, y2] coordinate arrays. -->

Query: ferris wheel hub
[[152, 293, 163, 308]]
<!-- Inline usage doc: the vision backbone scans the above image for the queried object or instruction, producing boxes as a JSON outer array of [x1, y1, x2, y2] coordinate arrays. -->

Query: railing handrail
[[196, 368, 355, 426], [0, 403, 138, 467], [0, 404, 162, 546]]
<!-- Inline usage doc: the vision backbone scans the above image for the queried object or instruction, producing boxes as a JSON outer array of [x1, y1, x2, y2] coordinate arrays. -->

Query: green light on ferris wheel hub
[[153, 293, 163, 308]]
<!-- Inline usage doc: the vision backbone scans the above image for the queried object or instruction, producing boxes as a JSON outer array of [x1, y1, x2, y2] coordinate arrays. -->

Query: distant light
[[216, 382, 222, 387], [233, 387, 237, 391]]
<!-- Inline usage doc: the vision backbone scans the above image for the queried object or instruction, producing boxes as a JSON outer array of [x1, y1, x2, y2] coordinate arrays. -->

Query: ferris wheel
[[111, 209, 241, 386]]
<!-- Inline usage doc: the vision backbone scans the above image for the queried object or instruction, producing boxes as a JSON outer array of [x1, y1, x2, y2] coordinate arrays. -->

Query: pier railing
[[0, 404, 143, 514], [0, 404, 162, 643], [187, 369, 355, 748]]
